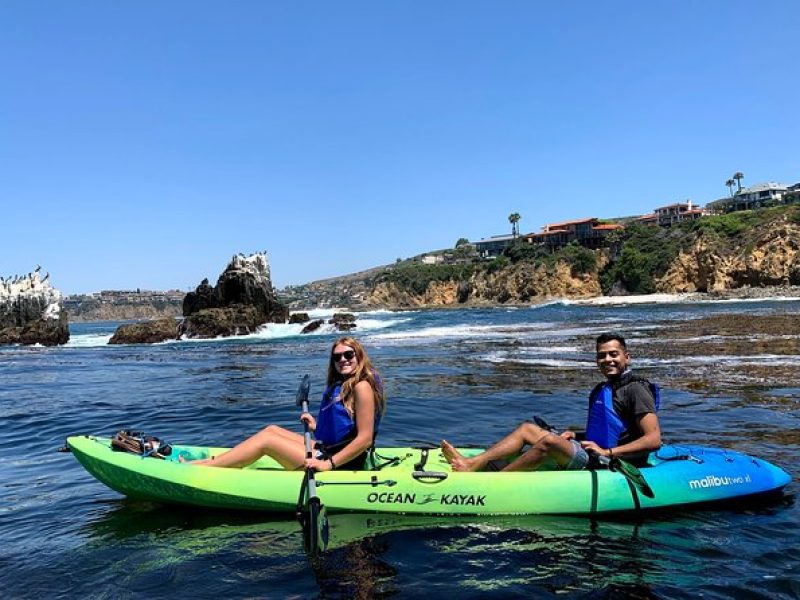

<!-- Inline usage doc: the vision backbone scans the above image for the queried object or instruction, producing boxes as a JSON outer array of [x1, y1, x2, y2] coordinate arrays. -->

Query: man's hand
[[559, 430, 576, 441], [580, 440, 611, 457]]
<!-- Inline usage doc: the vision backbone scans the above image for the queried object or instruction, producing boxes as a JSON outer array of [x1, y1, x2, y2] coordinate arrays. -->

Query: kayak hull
[[67, 436, 791, 516]]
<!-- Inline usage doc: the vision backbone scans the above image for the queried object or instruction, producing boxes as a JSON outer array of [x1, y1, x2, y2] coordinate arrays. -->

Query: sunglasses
[[332, 350, 356, 362]]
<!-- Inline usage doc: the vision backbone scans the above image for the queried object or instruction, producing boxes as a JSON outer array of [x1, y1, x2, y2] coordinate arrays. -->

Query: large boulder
[[109, 318, 180, 344], [181, 252, 289, 338], [0, 268, 69, 346]]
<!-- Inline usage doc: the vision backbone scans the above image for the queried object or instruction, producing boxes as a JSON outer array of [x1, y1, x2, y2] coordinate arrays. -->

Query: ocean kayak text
[[366, 492, 487, 506]]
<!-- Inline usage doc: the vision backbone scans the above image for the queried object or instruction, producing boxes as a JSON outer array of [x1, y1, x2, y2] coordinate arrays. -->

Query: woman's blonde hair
[[326, 337, 385, 415]]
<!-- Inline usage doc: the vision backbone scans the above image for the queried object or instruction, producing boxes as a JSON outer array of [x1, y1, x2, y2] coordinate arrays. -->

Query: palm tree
[[725, 178, 736, 198], [508, 212, 521, 238], [732, 172, 744, 193]]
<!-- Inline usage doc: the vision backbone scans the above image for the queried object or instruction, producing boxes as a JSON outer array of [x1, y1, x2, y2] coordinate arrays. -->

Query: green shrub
[[484, 255, 509, 274], [375, 263, 475, 295], [601, 223, 680, 294], [503, 241, 547, 263], [555, 242, 598, 276]]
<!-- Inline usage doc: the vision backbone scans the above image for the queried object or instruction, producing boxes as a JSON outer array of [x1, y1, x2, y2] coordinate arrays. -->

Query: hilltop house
[[706, 182, 791, 213], [636, 200, 706, 226], [525, 218, 623, 250], [474, 234, 516, 258]]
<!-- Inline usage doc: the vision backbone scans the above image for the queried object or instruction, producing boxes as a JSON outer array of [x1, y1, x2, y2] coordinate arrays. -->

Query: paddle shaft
[[301, 396, 320, 498]]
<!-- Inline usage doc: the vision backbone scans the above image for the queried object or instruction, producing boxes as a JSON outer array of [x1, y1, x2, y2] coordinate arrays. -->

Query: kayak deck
[[67, 435, 791, 516]]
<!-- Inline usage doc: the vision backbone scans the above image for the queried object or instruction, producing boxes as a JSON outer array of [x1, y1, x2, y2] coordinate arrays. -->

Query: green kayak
[[67, 435, 791, 516]]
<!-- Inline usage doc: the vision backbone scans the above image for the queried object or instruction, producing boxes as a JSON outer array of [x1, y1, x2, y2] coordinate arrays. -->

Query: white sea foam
[[65, 313, 414, 348], [639, 354, 800, 367], [575, 292, 800, 307], [485, 351, 595, 369], [65, 333, 114, 347], [370, 322, 599, 345], [575, 293, 702, 306], [529, 299, 575, 309]]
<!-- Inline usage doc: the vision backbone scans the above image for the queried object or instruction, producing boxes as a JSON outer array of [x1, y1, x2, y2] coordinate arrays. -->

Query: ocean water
[[1, 299, 798, 599]]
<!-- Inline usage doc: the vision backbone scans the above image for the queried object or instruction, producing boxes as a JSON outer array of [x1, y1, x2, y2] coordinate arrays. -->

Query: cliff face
[[657, 215, 800, 292], [0, 268, 69, 345], [367, 259, 605, 307]]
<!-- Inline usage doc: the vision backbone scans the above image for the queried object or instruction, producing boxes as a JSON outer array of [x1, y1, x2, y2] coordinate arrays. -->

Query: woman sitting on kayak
[[186, 337, 384, 471]]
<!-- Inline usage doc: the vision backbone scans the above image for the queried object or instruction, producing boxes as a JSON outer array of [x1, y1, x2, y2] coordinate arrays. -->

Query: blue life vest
[[585, 377, 660, 448], [314, 381, 382, 447]]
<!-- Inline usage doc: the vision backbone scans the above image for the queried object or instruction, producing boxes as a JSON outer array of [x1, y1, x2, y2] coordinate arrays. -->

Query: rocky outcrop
[[0, 268, 69, 346], [657, 217, 800, 293], [330, 312, 357, 331], [301, 319, 324, 334], [109, 318, 179, 344], [180, 253, 289, 338]]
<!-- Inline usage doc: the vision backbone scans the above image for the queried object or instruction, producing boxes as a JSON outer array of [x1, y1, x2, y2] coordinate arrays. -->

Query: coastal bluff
[[0, 268, 69, 346], [282, 205, 800, 309], [109, 253, 289, 344]]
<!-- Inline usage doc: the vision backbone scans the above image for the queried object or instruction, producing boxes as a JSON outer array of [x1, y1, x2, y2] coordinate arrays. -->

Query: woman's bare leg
[[188, 425, 306, 469]]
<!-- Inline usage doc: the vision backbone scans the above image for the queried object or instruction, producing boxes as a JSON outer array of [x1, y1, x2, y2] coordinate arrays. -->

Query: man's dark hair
[[596, 332, 627, 349]]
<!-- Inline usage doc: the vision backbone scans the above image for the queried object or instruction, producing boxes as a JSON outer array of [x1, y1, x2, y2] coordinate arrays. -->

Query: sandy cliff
[[657, 215, 800, 292], [367, 260, 605, 307]]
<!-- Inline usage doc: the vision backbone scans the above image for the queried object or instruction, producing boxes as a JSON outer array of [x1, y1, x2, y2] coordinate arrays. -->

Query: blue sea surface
[[1, 300, 798, 598]]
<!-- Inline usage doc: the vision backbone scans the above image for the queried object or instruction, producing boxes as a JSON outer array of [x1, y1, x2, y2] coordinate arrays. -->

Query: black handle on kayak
[[412, 470, 449, 483]]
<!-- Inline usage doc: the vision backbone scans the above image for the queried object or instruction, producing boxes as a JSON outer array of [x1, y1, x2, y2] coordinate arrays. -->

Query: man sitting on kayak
[[441, 332, 662, 472]]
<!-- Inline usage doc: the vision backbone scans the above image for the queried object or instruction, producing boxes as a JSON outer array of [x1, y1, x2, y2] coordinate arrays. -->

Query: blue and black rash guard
[[585, 371, 659, 450]]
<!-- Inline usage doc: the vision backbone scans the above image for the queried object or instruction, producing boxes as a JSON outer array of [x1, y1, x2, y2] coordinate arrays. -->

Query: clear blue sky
[[2, 1, 798, 294]]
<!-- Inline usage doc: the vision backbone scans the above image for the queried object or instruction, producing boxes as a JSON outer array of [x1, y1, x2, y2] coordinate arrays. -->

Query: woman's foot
[[179, 455, 214, 465], [441, 440, 479, 472]]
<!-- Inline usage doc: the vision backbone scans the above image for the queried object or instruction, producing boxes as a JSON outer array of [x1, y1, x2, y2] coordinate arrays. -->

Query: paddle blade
[[295, 374, 310, 408], [532, 415, 555, 432], [611, 457, 655, 499], [302, 497, 328, 556]]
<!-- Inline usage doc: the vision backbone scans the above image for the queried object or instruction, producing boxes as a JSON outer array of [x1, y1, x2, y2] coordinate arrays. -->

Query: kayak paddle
[[532, 416, 655, 499], [295, 374, 329, 556]]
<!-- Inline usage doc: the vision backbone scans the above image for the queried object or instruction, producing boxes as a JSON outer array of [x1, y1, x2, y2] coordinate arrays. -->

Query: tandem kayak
[[67, 435, 791, 516]]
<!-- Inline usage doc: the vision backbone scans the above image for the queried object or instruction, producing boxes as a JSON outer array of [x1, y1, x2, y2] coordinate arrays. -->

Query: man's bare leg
[[442, 422, 551, 472], [500, 433, 576, 471]]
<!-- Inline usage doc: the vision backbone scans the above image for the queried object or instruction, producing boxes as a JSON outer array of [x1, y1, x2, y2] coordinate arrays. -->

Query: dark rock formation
[[0, 268, 69, 346], [180, 253, 289, 339], [182, 278, 217, 314], [329, 312, 357, 331], [301, 319, 324, 334], [289, 312, 310, 324], [109, 318, 179, 344]]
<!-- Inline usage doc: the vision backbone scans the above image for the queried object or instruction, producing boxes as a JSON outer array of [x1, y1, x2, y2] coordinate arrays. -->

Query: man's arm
[[610, 412, 661, 458]]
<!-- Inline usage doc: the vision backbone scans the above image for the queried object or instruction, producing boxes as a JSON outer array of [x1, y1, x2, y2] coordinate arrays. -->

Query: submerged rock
[[0, 268, 69, 346]]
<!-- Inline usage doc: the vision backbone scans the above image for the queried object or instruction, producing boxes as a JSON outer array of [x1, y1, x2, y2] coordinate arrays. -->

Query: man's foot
[[441, 440, 479, 472]]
